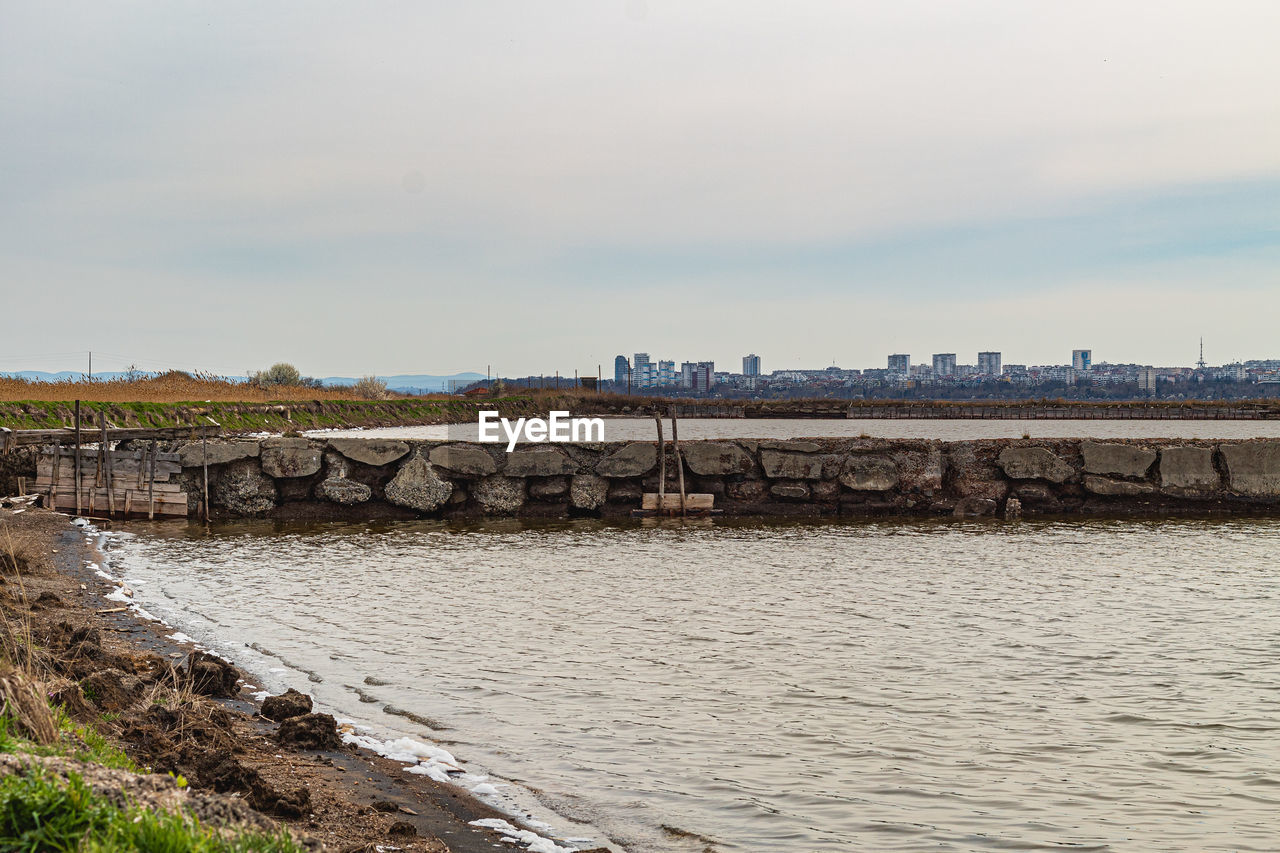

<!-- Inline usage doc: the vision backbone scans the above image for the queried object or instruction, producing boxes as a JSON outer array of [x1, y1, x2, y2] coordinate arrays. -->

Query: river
[[102, 516, 1280, 852]]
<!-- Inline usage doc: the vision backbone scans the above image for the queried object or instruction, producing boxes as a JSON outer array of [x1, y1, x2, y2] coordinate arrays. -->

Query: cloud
[[2, 1, 1278, 373]]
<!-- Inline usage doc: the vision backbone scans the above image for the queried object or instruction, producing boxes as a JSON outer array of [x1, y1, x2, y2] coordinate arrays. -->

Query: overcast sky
[[2, 1, 1278, 378]]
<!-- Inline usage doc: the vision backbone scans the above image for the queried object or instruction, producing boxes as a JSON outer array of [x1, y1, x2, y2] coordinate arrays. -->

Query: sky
[[2, 1, 1278, 378]]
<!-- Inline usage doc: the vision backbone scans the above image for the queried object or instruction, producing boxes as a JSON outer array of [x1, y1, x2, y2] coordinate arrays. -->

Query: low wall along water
[[143, 436, 1280, 520]]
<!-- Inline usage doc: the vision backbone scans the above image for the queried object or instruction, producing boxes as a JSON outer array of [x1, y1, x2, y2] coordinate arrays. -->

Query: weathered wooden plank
[[642, 493, 714, 511], [8, 426, 220, 447], [37, 461, 177, 481], [38, 478, 185, 495], [48, 448, 181, 464], [46, 487, 187, 506]]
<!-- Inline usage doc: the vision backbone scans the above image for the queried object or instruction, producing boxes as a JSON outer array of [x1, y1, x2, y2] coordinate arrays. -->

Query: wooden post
[[654, 415, 666, 507], [147, 439, 157, 520], [74, 401, 82, 515], [102, 417, 115, 517], [201, 424, 210, 524], [670, 408, 687, 518], [50, 440, 61, 511], [89, 414, 104, 517]]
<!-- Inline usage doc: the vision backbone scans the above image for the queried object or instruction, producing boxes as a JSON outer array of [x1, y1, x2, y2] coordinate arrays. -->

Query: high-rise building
[[1138, 366, 1157, 393], [680, 362, 696, 389], [887, 353, 910, 372], [658, 360, 676, 385], [692, 361, 715, 392], [632, 353, 652, 388], [932, 353, 957, 376], [614, 355, 629, 386], [1072, 349, 1092, 371], [977, 351, 1002, 375], [743, 354, 761, 377]]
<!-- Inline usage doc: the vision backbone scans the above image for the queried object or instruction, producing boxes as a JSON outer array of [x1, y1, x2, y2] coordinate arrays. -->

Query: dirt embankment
[[0, 507, 607, 852]]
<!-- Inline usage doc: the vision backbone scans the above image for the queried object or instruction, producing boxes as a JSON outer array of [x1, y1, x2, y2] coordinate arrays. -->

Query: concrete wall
[[168, 437, 1280, 521]]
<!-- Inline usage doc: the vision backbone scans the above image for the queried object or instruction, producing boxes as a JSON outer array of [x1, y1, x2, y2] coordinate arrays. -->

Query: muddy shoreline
[[0, 506, 611, 852]]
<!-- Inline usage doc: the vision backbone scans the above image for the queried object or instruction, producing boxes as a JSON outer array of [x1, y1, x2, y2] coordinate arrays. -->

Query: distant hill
[[2, 371, 145, 382], [318, 373, 487, 393], [2, 370, 489, 394]]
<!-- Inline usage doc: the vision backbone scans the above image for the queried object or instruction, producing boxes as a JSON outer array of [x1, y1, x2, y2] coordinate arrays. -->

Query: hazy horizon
[[4, 2, 1278, 377]]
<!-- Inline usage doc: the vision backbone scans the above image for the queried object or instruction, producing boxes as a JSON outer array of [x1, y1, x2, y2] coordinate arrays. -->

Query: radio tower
[[1196, 337, 1207, 370]]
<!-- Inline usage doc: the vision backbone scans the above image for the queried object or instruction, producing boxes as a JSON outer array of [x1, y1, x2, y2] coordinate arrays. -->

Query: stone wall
[[168, 437, 1280, 521]]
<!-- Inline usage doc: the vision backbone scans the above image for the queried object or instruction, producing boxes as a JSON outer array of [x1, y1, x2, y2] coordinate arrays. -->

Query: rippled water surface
[[108, 518, 1280, 852], [314, 417, 1280, 442]]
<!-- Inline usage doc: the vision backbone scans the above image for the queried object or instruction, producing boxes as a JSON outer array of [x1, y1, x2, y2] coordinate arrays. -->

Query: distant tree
[[353, 375, 388, 400], [259, 358, 302, 384]]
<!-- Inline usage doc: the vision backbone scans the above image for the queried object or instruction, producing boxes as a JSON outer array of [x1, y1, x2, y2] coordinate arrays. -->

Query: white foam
[[467, 819, 576, 853]]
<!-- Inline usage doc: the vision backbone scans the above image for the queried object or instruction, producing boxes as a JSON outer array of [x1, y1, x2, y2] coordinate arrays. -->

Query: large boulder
[[314, 477, 372, 505], [1083, 475, 1156, 496], [770, 482, 810, 499], [759, 440, 823, 453], [384, 451, 453, 512], [996, 447, 1073, 483], [838, 456, 898, 491], [178, 441, 260, 468], [569, 474, 609, 510], [760, 449, 826, 480], [326, 438, 410, 467], [473, 476, 526, 514], [897, 447, 943, 493], [211, 459, 278, 515], [681, 442, 754, 476], [529, 476, 568, 498], [596, 443, 657, 477], [504, 447, 577, 477], [1081, 442, 1156, 478], [1220, 441, 1280, 496], [428, 445, 498, 476], [1159, 446, 1218, 492], [260, 438, 322, 479]]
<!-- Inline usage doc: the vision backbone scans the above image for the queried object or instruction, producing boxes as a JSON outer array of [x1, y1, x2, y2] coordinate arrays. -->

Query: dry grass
[[0, 371, 375, 404], [0, 667, 58, 744], [0, 524, 51, 576]]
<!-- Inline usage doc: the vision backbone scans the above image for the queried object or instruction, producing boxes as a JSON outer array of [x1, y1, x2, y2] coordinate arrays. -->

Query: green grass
[[0, 769, 305, 853], [0, 701, 304, 852]]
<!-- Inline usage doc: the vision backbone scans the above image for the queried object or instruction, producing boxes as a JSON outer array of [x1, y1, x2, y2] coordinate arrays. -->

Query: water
[[105, 518, 1280, 852], [313, 418, 1280, 443]]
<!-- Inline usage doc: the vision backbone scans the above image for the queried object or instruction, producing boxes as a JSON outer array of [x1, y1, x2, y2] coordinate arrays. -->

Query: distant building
[[692, 361, 715, 392], [614, 355, 629, 386], [1138, 366, 1158, 393], [657, 360, 676, 385], [680, 361, 697, 389], [1072, 349, 1092, 371], [743, 353, 761, 377], [887, 353, 910, 372], [633, 353, 652, 388], [932, 353, 957, 377], [977, 351, 1002, 375]]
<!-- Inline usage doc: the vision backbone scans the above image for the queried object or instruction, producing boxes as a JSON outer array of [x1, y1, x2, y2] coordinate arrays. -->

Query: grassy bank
[[0, 397, 559, 433], [1, 519, 305, 852], [0, 701, 305, 852]]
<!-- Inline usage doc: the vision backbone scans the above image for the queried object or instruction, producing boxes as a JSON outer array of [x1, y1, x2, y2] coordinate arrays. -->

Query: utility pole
[[88, 351, 92, 381]]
